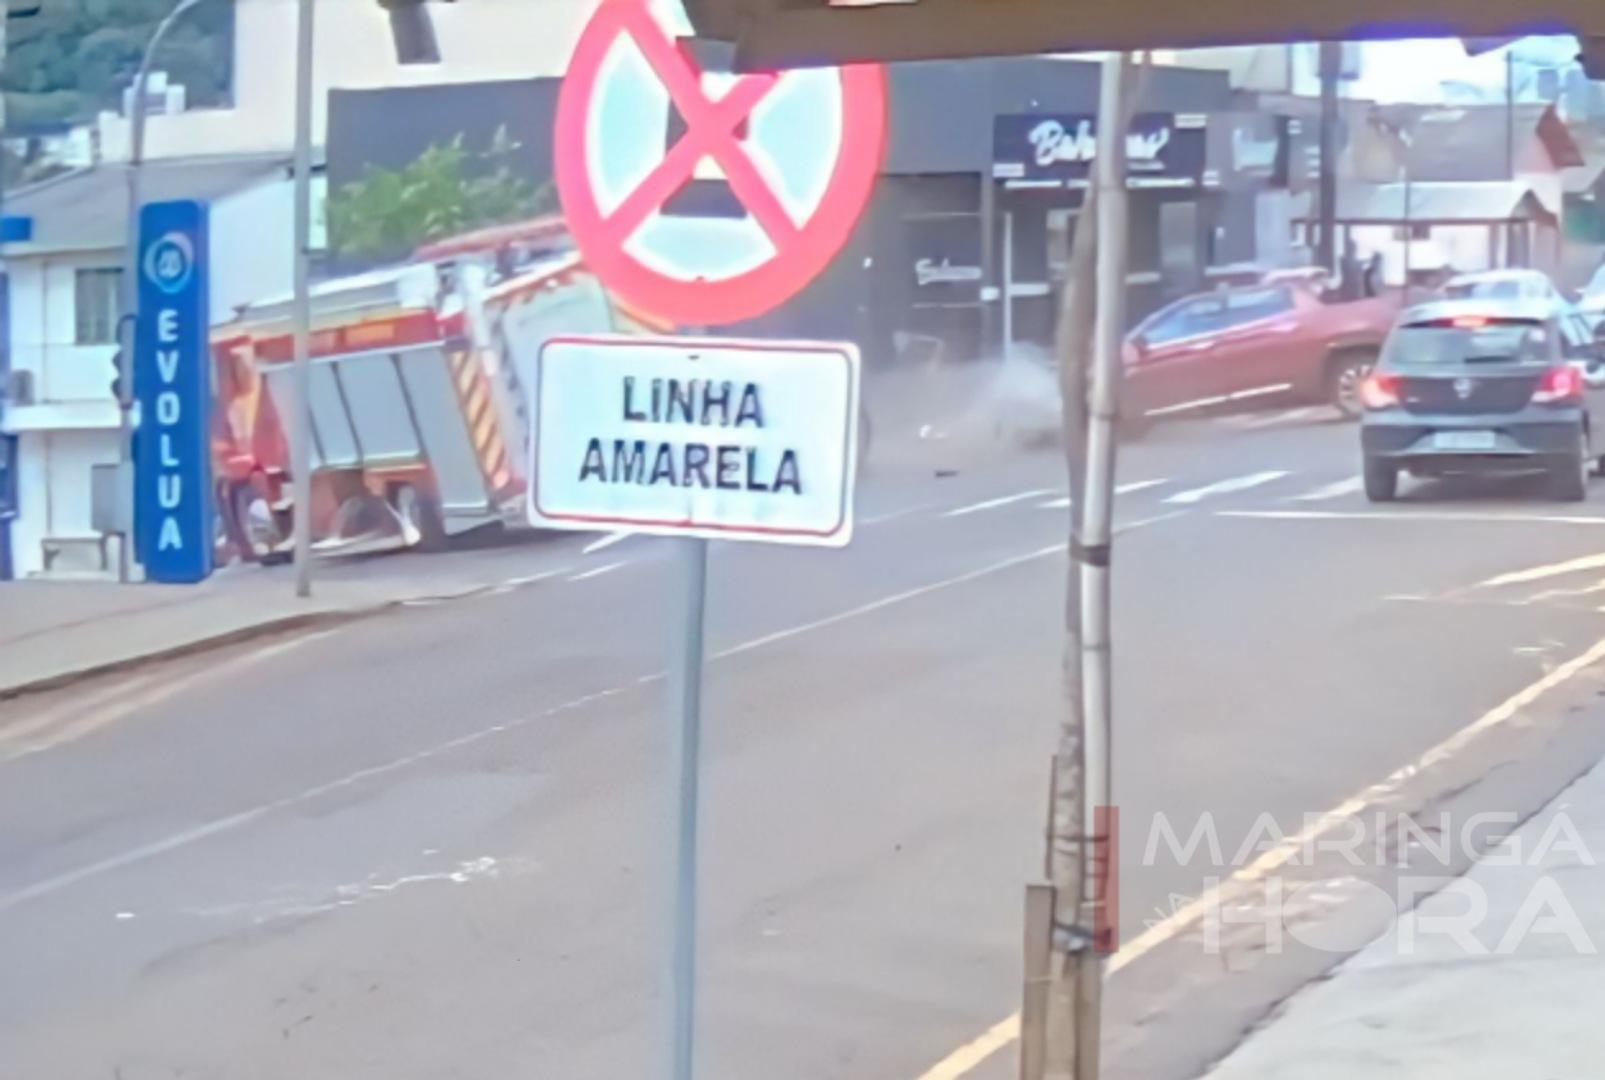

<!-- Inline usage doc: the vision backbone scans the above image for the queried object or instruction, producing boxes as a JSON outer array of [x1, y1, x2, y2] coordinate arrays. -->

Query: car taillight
[[1359, 372, 1401, 410], [1532, 365, 1584, 405]]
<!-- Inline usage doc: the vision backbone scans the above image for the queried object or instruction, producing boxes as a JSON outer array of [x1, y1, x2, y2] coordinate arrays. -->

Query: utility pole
[[1316, 41, 1342, 273], [1506, 49, 1517, 181], [1400, 129, 1415, 299], [1037, 50, 1131, 1080], [290, 0, 315, 598]]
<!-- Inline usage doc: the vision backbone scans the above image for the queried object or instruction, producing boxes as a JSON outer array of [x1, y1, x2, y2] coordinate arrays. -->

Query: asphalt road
[[7, 406, 1605, 1079]]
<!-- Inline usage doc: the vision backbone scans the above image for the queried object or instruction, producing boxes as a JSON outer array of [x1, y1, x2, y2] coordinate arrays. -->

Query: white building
[[1, 0, 596, 578], [95, 0, 594, 164], [2, 156, 293, 577]]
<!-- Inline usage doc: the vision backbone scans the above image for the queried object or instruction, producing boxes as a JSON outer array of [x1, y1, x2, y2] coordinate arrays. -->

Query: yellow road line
[[915, 1015, 1021, 1080], [913, 629, 1605, 1079]]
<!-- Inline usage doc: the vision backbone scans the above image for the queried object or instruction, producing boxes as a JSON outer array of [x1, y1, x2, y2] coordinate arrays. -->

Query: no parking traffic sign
[[550, 8, 879, 1074], [554, 0, 887, 325]]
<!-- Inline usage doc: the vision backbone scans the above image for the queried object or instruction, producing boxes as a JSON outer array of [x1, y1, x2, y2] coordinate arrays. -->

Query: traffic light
[[376, 0, 456, 65], [109, 349, 127, 406]]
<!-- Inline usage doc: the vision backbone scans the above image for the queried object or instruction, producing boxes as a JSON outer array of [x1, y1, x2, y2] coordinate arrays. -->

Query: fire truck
[[211, 221, 656, 563]]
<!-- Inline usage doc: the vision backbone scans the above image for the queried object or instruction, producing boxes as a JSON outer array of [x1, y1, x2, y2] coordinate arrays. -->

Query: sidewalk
[[1203, 756, 1605, 1080], [0, 536, 578, 698]]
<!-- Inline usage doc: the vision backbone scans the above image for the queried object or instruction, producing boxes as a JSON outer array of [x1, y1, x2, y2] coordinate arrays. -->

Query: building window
[[74, 268, 122, 345]]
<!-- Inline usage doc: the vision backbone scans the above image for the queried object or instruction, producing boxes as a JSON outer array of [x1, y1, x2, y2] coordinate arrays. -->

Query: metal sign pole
[[668, 535, 709, 1080]]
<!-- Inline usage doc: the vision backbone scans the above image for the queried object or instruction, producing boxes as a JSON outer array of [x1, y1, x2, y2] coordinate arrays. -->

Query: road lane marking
[[1228, 405, 1322, 431], [1, 540, 1077, 913], [1146, 385, 1293, 420], [1291, 476, 1362, 502], [0, 681, 636, 915], [583, 532, 632, 555], [0, 673, 164, 754], [1219, 509, 1605, 526], [501, 570, 563, 588], [944, 489, 1059, 518], [0, 632, 337, 764], [1164, 471, 1289, 505], [714, 543, 1066, 660], [568, 561, 626, 582], [914, 627, 1605, 1079], [861, 499, 950, 526], [1040, 480, 1168, 511], [915, 1015, 1022, 1080], [1477, 552, 1605, 589]]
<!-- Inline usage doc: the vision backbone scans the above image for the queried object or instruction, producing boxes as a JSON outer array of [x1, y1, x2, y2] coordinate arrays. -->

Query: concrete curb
[[0, 607, 379, 703], [0, 575, 530, 703]]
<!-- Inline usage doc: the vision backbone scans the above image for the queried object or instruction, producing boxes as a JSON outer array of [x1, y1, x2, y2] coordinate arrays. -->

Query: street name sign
[[528, 335, 858, 546], [553, 0, 887, 326], [134, 200, 213, 584]]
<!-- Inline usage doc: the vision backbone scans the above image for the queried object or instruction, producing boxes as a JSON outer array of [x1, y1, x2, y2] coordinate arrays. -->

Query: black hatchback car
[[1359, 300, 1605, 502]]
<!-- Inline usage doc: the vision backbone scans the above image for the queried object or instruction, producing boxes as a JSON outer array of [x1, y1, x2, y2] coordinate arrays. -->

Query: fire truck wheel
[[231, 483, 286, 563], [393, 484, 448, 552]]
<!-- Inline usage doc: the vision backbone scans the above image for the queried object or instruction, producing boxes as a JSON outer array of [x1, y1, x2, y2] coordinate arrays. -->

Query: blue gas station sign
[[133, 200, 214, 583]]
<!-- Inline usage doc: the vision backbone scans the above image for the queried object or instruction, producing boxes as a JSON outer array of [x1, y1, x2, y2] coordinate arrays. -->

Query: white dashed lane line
[[1164, 470, 1290, 505], [567, 561, 626, 583], [1038, 479, 1168, 510], [1215, 405, 1327, 432], [1217, 509, 1605, 526], [582, 531, 632, 555], [1290, 476, 1362, 502], [943, 489, 1059, 518]]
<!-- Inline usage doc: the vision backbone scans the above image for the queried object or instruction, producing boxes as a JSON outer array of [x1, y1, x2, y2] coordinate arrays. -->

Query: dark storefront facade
[[323, 58, 1300, 370], [748, 57, 1301, 366], [987, 106, 1293, 349]]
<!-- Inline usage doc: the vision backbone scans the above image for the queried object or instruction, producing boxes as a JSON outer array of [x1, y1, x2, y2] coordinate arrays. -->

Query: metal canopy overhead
[[682, 0, 1605, 71]]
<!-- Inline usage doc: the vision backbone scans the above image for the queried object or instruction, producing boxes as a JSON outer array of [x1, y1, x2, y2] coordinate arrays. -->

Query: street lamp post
[[118, 0, 208, 583], [290, 0, 316, 598], [1400, 130, 1415, 303]]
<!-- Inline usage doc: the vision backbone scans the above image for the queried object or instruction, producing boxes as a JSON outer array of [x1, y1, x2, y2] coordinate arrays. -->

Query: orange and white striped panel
[[446, 347, 517, 499]]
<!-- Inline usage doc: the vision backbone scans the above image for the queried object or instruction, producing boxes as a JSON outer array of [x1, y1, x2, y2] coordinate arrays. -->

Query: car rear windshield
[[1443, 281, 1524, 301], [1382, 319, 1552, 367]]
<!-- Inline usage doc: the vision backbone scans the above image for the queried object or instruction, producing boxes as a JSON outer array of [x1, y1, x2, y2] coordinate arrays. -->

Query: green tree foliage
[[3, 0, 234, 131], [328, 127, 557, 261]]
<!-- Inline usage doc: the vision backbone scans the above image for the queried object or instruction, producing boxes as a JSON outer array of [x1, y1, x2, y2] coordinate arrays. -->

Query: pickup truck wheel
[[1328, 351, 1377, 420]]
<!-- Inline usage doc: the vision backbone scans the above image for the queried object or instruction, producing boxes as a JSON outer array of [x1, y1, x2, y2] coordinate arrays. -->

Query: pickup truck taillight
[[1359, 372, 1402, 410], [1532, 365, 1584, 405]]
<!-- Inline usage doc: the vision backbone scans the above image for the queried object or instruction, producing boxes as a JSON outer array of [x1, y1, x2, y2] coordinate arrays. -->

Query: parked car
[[1441, 269, 1569, 306], [1358, 299, 1605, 502], [1122, 283, 1400, 427]]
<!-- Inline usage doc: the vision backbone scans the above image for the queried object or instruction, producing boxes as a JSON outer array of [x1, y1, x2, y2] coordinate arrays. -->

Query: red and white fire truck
[[211, 220, 658, 563]]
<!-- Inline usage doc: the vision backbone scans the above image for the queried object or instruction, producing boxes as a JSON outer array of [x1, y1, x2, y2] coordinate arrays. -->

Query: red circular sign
[[554, 0, 887, 326]]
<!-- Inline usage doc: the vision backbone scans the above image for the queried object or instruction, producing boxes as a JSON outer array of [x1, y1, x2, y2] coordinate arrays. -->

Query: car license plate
[[1432, 430, 1497, 451]]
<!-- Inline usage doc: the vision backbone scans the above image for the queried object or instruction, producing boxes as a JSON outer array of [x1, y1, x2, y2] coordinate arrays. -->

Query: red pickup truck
[[1123, 282, 1402, 427]]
